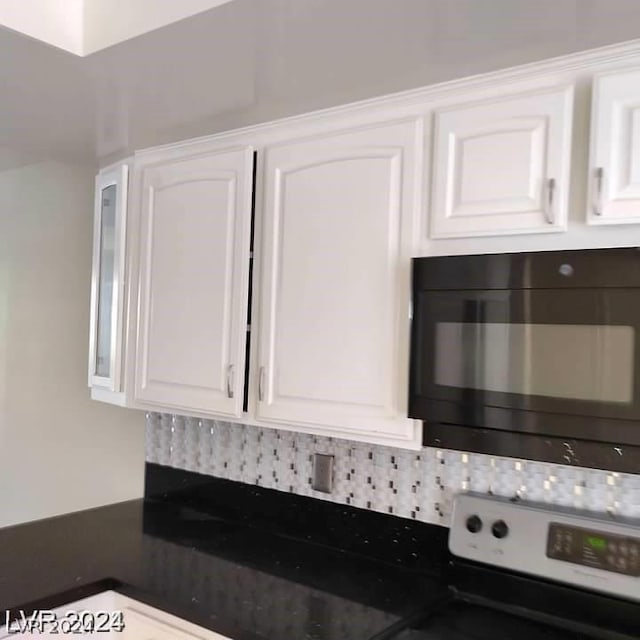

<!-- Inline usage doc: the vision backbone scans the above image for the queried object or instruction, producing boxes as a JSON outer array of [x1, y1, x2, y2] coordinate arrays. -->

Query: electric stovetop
[[393, 602, 594, 640], [381, 493, 640, 640]]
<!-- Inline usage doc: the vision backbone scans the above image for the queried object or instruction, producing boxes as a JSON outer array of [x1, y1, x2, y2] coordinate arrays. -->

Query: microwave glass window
[[434, 322, 635, 404]]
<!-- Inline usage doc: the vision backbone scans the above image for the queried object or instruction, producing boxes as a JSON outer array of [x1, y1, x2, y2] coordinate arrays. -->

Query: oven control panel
[[547, 522, 640, 576], [449, 493, 640, 602]]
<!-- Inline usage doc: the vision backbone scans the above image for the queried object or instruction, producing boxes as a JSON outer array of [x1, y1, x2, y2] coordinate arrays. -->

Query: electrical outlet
[[312, 453, 334, 493]]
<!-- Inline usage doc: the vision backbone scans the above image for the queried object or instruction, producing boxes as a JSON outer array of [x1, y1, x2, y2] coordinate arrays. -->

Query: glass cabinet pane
[[95, 184, 117, 378]]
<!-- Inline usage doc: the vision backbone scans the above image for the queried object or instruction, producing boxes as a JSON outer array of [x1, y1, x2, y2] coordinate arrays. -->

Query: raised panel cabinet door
[[255, 119, 421, 443], [430, 84, 574, 238], [135, 146, 254, 417], [589, 68, 640, 224]]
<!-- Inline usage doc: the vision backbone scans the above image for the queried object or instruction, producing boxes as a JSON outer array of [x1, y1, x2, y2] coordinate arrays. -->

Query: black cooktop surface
[[391, 599, 604, 640]]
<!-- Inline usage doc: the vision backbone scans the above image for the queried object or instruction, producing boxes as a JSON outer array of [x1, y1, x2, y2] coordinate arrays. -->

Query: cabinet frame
[[88, 164, 129, 393]]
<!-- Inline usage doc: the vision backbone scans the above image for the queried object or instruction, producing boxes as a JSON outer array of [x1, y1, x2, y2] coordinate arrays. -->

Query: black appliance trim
[[413, 247, 640, 290], [411, 397, 640, 447], [367, 592, 454, 640], [410, 248, 640, 468], [422, 421, 640, 474], [446, 560, 640, 639]]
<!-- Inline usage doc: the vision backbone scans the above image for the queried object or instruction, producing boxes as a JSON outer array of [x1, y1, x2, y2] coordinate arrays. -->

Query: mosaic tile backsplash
[[145, 413, 640, 526]]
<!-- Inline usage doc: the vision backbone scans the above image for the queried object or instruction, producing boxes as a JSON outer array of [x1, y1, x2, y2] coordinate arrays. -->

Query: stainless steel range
[[379, 494, 640, 640], [450, 493, 639, 602]]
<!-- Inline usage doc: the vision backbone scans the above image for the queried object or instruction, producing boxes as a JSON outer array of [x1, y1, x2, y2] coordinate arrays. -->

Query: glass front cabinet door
[[88, 164, 129, 403]]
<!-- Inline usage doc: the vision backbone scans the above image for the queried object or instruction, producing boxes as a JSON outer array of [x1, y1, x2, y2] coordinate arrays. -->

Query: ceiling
[[1, 0, 640, 170], [0, 0, 234, 55]]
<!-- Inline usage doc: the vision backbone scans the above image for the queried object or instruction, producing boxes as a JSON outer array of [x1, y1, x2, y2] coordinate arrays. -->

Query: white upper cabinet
[[430, 85, 574, 238], [134, 145, 254, 418], [88, 164, 129, 404], [254, 119, 421, 445], [588, 68, 640, 224], [90, 43, 640, 447]]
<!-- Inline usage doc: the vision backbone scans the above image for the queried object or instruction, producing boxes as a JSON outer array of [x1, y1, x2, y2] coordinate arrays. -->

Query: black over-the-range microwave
[[409, 248, 640, 473]]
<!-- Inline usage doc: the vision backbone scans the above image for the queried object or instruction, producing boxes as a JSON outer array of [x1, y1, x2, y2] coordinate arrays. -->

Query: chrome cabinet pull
[[593, 167, 604, 216], [258, 366, 265, 401], [545, 178, 556, 224], [226, 364, 234, 399]]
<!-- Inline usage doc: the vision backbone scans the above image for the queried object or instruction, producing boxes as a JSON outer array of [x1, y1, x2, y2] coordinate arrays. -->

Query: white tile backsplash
[[146, 413, 640, 526]]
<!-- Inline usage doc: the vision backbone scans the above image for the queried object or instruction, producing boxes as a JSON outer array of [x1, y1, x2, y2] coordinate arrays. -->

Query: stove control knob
[[492, 520, 509, 539], [466, 515, 483, 533]]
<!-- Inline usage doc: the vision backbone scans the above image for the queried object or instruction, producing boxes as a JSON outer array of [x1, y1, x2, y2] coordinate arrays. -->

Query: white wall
[[0, 0, 233, 55], [0, 156, 144, 527], [83, 0, 233, 54], [83, 0, 640, 164], [0, 0, 84, 54]]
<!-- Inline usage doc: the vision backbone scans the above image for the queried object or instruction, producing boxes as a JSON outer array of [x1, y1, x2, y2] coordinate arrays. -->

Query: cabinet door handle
[[258, 366, 265, 402], [545, 178, 556, 224], [226, 364, 234, 399], [593, 167, 604, 216]]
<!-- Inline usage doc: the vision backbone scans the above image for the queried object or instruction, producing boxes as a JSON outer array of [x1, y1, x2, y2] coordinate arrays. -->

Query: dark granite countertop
[[0, 466, 449, 640], [1, 465, 638, 640]]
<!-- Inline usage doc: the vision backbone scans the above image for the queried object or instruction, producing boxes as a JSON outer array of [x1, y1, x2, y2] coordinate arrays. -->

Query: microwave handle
[[545, 178, 556, 224]]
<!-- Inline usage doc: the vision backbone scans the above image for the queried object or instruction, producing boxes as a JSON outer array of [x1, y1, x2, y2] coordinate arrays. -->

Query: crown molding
[[134, 38, 640, 160]]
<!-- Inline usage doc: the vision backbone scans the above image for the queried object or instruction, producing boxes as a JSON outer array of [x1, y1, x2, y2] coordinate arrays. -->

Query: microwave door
[[413, 288, 640, 428]]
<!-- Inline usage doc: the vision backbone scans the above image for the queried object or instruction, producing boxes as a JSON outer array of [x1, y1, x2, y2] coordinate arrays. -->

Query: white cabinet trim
[[129, 40, 640, 165], [88, 164, 129, 393]]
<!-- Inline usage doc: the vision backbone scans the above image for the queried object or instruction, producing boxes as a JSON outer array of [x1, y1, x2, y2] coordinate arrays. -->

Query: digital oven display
[[546, 523, 640, 576]]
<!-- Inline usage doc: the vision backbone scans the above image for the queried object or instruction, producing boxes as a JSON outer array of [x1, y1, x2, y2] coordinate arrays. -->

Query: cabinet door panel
[[276, 155, 393, 407], [135, 147, 253, 416], [454, 119, 545, 215], [256, 120, 420, 442], [430, 85, 573, 238], [589, 68, 640, 223]]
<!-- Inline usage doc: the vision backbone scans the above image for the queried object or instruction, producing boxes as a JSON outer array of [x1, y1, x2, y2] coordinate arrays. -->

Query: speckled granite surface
[[2, 464, 637, 640], [0, 466, 446, 640]]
